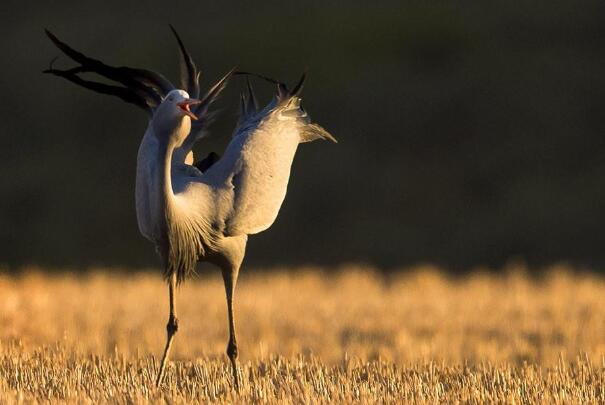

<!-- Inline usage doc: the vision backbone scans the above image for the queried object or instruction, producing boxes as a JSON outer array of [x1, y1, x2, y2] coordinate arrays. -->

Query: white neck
[[158, 137, 178, 216]]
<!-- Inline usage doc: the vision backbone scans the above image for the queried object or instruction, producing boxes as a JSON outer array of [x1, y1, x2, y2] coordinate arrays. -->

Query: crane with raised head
[[44, 27, 336, 390]]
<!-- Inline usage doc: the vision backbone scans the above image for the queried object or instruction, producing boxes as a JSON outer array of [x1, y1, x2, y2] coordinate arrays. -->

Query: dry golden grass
[[1, 264, 605, 403]]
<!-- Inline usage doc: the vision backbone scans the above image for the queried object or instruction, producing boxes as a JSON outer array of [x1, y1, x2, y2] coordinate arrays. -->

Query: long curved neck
[[158, 137, 177, 212], [153, 117, 189, 211]]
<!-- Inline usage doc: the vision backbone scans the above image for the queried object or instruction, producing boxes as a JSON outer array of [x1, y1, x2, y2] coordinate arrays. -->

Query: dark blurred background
[[1, 1, 605, 271]]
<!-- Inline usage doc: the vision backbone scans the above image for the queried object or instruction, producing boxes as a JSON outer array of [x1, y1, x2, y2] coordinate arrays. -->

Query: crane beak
[[177, 98, 202, 120]]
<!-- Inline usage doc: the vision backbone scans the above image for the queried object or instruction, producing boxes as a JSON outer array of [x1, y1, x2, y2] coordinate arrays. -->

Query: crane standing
[[45, 28, 336, 389]]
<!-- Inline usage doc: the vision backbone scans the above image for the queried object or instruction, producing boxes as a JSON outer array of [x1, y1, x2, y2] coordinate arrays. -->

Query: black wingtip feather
[[43, 29, 177, 112], [44, 29, 93, 67], [42, 56, 60, 74], [290, 71, 307, 97], [169, 24, 200, 97]]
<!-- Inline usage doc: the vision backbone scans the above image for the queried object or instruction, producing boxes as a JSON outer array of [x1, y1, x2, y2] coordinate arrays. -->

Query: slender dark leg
[[156, 272, 178, 388], [222, 266, 240, 390]]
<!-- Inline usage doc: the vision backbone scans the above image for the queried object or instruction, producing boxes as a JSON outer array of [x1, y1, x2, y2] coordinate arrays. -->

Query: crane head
[[152, 90, 201, 143]]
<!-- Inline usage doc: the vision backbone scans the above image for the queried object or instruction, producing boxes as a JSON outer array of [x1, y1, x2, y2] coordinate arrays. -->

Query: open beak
[[177, 98, 202, 120]]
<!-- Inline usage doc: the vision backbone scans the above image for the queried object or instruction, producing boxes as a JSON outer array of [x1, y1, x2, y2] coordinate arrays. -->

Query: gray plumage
[[45, 28, 336, 390]]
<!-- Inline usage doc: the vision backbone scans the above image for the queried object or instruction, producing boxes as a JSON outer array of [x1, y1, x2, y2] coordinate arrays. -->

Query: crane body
[[44, 28, 336, 390]]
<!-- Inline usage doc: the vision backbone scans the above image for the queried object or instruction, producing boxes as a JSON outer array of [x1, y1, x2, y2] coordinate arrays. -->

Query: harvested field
[[1, 265, 604, 403]]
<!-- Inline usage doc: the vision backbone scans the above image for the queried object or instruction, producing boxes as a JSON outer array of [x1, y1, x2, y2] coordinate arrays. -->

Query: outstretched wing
[[43, 29, 174, 114], [199, 77, 334, 237], [45, 28, 233, 166]]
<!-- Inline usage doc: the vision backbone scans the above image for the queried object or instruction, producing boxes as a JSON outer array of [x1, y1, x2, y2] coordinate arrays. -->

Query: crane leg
[[222, 266, 241, 391], [156, 272, 178, 388]]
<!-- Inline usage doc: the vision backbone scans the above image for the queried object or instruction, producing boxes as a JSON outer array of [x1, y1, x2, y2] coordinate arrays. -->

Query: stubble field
[[1, 264, 605, 403]]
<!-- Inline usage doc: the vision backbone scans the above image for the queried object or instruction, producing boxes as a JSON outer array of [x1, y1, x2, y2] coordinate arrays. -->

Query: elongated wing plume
[[245, 78, 259, 113], [198, 67, 235, 113], [189, 67, 235, 132], [234, 70, 306, 100], [233, 71, 337, 143], [43, 64, 155, 113], [44, 29, 175, 113], [178, 68, 235, 154], [169, 24, 200, 99], [289, 72, 306, 97], [238, 78, 259, 123]]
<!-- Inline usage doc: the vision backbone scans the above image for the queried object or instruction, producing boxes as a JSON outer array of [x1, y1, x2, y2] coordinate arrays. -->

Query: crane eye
[[167, 96, 174, 102]]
